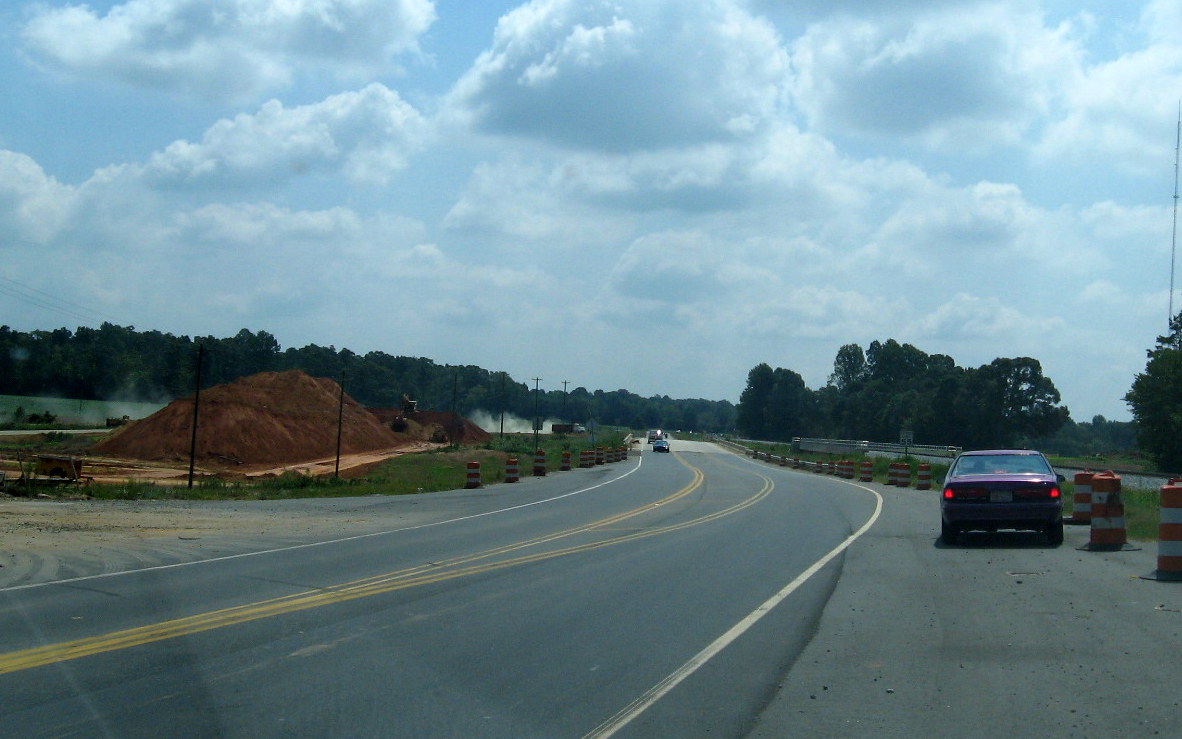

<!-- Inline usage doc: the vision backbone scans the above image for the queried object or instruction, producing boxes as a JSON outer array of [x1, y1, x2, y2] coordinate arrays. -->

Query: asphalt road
[[2, 441, 1179, 737], [0, 440, 878, 737]]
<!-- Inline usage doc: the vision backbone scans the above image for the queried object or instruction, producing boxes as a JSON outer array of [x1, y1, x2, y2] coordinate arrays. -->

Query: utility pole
[[334, 379, 344, 479], [532, 377, 542, 449], [499, 371, 507, 440], [450, 369, 460, 447], [562, 380, 570, 423], [187, 344, 204, 489]]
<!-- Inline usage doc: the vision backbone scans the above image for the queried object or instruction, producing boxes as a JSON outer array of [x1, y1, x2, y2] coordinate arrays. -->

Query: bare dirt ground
[[74, 441, 446, 484], [0, 491, 445, 589], [0, 442, 450, 589], [0, 373, 494, 588]]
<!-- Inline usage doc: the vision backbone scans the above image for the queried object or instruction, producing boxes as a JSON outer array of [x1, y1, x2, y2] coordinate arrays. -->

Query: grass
[[1046, 452, 1154, 473], [1061, 478, 1160, 542], [8, 431, 634, 502]]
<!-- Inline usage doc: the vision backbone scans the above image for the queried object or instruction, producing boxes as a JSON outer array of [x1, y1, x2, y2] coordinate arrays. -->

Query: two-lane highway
[[1, 440, 880, 737]]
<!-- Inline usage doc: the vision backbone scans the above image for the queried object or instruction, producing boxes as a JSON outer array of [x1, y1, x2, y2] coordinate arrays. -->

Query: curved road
[[5, 439, 1180, 737], [0, 440, 879, 737]]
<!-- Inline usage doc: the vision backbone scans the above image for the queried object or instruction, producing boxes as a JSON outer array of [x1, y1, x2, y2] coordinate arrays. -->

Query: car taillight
[[943, 487, 953, 499], [1015, 486, 1061, 499]]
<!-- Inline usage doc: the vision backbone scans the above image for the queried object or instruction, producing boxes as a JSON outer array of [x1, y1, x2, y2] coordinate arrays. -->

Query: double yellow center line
[[1, 453, 771, 676]]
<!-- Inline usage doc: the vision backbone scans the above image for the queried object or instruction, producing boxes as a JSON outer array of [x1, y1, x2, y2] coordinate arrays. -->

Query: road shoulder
[[749, 482, 1182, 737]]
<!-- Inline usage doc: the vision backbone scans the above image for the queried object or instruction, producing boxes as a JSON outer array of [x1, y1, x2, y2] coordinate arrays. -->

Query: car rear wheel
[[940, 520, 959, 545], [1046, 520, 1064, 546]]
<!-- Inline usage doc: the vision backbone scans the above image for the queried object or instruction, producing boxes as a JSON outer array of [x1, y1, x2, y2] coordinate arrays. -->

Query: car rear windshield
[[951, 454, 1052, 476]]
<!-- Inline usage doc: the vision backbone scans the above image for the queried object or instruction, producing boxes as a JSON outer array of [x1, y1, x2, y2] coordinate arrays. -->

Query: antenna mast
[[1171, 101, 1181, 325]]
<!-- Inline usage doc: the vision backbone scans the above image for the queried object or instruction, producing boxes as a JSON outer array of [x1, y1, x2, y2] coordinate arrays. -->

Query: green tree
[[979, 357, 1069, 444], [765, 367, 813, 440], [828, 343, 866, 391], [736, 363, 775, 438], [1126, 314, 1182, 470]]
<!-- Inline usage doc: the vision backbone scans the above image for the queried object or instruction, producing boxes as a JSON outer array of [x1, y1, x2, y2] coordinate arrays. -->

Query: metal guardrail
[[793, 438, 960, 458]]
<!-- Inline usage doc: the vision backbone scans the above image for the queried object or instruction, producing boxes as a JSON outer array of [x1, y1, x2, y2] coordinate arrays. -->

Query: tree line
[[0, 323, 736, 433], [1126, 313, 1182, 470], [737, 338, 1085, 450]]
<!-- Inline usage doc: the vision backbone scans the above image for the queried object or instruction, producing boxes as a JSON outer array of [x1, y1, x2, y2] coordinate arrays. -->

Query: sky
[[1, 0, 1180, 423]]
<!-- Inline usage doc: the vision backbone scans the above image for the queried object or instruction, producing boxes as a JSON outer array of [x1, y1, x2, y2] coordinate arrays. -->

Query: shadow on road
[[933, 530, 1058, 550]]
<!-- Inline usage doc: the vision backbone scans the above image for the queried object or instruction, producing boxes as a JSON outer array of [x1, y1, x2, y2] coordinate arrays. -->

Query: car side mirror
[[1057, 474, 1066, 482]]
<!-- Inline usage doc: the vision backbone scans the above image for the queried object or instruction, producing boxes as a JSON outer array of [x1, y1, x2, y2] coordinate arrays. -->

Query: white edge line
[[585, 479, 884, 739], [1, 455, 646, 593]]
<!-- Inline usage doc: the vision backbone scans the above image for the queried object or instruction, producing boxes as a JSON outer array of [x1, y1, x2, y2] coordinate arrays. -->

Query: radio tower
[[1170, 101, 1180, 326]]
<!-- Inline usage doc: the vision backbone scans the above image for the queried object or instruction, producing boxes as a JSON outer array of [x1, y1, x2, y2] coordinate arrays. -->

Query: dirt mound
[[413, 411, 493, 444], [93, 371, 406, 468], [367, 408, 493, 445]]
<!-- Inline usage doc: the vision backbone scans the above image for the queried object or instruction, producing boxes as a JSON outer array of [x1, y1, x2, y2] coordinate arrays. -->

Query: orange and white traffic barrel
[[1149, 478, 1182, 580], [1069, 471, 1094, 525], [533, 449, 547, 476], [916, 464, 932, 490], [1084, 471, 1135, 551], [860, 460, 873, 482], [465, 461, 482, 489], [595, 447, 605, 466], [505, 457, 520, 483], [561, 451, 572, 471], [579, 449, 594, 468], [889, 462, 910, 487]]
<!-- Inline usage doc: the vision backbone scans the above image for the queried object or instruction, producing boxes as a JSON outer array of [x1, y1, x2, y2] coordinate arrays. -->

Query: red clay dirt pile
[[368, 408, 493, 445], [411, 411, 492, 445], [92, 370, 407, 468]]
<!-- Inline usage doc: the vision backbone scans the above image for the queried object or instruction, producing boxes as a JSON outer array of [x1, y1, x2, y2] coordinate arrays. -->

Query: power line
[[0, 274, 121, 326]]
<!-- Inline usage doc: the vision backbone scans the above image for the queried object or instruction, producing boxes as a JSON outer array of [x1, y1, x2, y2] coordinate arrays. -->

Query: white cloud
[[609, 230, 771, 304], [874, 180, 1033, 264], [6, 0, 1179, 422], [141, 83, 429, 187], [0, 151, 75, 243], [446, 0, 789, 151], [789, 4, 1078, 152], [21, 0, 437, 103], [1034, 51, 1182, 175], [914, 293, 1052, 341]]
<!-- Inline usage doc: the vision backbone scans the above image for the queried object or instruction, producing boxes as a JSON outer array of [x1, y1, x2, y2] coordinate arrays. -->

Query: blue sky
[[1, 0, 1180, 423]]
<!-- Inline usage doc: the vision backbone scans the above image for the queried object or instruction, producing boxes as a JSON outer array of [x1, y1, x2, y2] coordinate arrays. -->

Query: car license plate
[[990, 490, 1012, 503]]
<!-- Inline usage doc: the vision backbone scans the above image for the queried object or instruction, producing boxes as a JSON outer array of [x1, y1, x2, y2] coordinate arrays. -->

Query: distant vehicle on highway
[[647, 429, 664, 443], [940, 449, 1064, 545], [651, 439, 670, 453]]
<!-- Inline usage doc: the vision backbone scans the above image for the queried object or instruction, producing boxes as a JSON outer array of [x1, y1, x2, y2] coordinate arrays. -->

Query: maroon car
[[940, 449, 1064, 545]]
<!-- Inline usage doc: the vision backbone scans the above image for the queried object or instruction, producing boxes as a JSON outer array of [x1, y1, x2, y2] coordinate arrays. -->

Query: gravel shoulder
[[0, 494, 450, 589], [749, 479, 1182, 738]]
